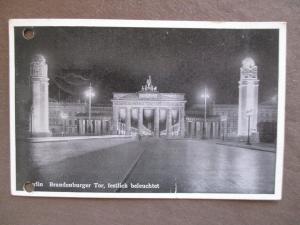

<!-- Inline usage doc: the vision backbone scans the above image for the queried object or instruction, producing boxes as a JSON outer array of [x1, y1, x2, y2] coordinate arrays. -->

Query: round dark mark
[[22, 28, 34, 40], [23, 181, 35, 192]]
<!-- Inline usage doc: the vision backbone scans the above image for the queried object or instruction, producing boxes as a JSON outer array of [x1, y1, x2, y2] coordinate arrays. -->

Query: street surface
[[17, 137, 275, 194]]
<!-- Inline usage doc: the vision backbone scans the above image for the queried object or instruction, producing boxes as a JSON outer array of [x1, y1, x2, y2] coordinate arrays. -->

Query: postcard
[[9, 19, 286, 199]]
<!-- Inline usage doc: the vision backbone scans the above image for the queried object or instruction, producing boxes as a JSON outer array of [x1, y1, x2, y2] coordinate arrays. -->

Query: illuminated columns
[[79, 119, 84, 135], [238, 58, 259, 136], [196, 121, 201, 138], [179, 107, 185, 137], [95, 120, 101, 135], [185, 121, 188, 137], [112, 105, 119, 134], [102, 120, 108, 135], [126, 107, 131, 135], [30, 54, 50, 137], [154, 108, 160, 137], [191, 121, 196, 137], [101, 120, 105, 134], [138, 107, 143, 134], [166, 109, 172, 137]]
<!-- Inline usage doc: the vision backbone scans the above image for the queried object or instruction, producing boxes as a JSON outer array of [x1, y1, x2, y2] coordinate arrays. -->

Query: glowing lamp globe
[[33, 54, 46, 63], [85, 89, 95, 98], [242, 57, 255, 69], [60, 112, 68, 119]]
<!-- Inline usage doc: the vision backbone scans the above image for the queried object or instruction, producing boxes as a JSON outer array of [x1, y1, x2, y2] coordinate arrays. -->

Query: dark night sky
[[15, 26, 279, 106]]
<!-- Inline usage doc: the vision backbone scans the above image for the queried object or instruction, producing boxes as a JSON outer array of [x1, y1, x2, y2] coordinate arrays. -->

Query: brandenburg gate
[[111, 76, 186, 137]]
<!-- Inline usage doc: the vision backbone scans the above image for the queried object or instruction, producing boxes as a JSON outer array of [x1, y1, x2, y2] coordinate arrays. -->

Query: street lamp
[[60, 112, 68, 136], [85, 83, 95, 134], [246, 109, 253, 145], [201, 86, 210, 139]]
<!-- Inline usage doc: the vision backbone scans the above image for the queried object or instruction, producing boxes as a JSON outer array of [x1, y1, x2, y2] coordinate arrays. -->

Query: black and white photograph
[[9, 20, 286, 199]]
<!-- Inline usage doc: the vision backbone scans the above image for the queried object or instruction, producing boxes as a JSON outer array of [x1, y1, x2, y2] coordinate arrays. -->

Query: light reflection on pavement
[[17, 137, 275, 194]]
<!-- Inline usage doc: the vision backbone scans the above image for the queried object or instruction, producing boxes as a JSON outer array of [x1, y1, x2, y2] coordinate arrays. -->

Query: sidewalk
[[216, 140, 276, 152], [26, 135, 133, 143]]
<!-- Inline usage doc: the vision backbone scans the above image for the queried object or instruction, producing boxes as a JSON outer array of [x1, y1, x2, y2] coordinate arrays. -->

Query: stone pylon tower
[[237, 57, 259, 138], [30, 54, 50, 137]]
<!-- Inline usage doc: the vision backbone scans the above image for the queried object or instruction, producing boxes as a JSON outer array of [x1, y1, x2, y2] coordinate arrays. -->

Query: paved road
[[121, 138, 275, 194], [18, 137, 275, 194]]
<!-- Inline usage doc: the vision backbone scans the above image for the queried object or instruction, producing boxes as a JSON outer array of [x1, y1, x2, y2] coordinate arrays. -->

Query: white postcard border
[[9, 19, 286, 200]]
